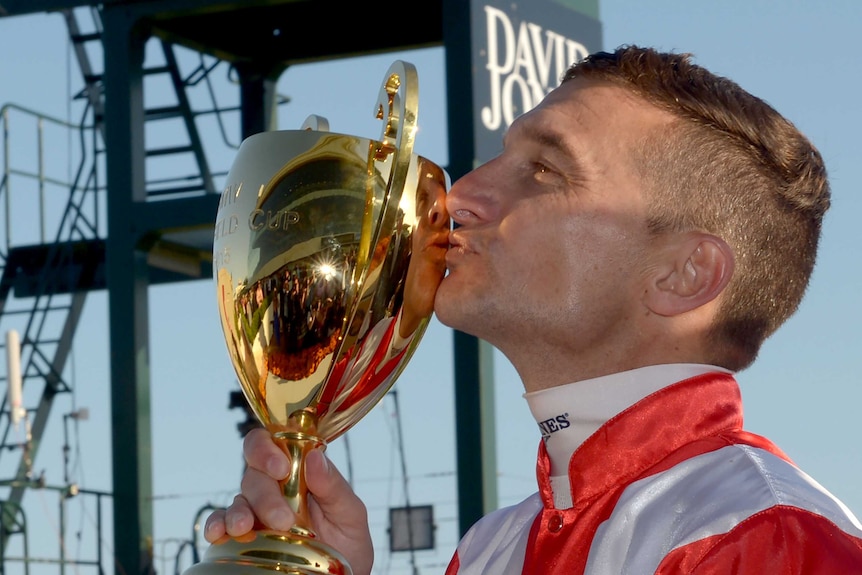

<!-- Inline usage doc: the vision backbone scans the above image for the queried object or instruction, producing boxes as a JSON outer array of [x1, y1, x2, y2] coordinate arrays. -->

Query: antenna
[[6, 329, 25, 429]]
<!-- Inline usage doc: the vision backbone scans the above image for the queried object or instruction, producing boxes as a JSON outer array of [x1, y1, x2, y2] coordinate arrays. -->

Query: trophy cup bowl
[[185, 61, 450, 575]]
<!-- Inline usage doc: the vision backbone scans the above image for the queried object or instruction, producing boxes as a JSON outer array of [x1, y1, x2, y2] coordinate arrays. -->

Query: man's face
[[435, 78, 674, 386]]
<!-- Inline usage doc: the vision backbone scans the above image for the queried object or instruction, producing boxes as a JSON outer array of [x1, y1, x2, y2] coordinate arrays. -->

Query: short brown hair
[[564, 45, 830, 371]]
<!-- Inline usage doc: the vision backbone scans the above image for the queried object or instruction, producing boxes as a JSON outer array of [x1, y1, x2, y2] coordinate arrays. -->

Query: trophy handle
[[361, 60, 418, 267], [301, 114, 330, 132], [374, 60, 418, 229], [374, 59, 418, 167], [339, 61, 420, 363]]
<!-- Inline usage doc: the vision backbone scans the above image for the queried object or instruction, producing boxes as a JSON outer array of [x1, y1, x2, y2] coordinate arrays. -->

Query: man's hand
[[204, 428, 374, 575]]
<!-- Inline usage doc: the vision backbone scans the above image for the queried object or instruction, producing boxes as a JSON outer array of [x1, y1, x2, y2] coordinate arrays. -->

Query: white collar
[[524, 364, 732, 508]]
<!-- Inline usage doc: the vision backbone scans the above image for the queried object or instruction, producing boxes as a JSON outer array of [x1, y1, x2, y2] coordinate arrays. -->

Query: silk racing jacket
[[445, 372, 862, 574]]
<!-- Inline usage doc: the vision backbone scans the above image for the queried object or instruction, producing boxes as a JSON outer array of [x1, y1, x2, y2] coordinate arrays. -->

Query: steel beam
[[102, 7, 156, 575]]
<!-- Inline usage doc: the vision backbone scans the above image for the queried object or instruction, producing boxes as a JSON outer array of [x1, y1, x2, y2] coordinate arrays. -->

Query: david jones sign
[[471, 1, 602, 163]]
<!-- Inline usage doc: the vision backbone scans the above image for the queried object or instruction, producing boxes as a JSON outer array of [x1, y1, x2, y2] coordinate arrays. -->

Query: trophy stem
[[275, 429, 325, 536]]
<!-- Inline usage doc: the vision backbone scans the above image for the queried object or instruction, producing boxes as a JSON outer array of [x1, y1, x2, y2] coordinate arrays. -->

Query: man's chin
[[432, 282, 471, 332]]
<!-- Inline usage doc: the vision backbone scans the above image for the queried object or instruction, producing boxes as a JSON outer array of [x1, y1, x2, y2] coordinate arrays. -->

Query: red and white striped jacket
[[446, 372, 862, 574]]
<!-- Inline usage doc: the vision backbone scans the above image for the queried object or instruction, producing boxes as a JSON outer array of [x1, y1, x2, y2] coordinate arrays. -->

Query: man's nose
[[444, 161, 498, 226]]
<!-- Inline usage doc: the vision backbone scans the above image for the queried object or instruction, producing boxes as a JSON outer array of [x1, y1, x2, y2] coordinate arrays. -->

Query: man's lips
[[447, 230, 465, 251], [444, 231, 474, 267]]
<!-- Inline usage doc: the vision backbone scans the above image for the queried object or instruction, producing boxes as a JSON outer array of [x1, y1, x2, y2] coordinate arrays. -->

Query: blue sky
[[0, 2, 860, 574]]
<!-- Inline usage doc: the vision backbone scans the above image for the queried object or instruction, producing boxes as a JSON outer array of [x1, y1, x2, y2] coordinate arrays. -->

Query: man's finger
[[240, 467, 294, 531], [204, 508, 227, 543], [223, 494, 257, 536], [243, 428, 289, 479]]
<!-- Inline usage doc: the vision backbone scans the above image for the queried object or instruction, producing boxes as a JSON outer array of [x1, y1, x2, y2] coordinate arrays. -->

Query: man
[[204, 46, 862, 573]]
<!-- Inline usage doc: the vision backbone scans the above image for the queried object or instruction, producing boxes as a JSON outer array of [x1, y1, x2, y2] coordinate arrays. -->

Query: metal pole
[[4, 107, 10, 250], [391, 390, 419, 575], [37, 117, 45, 243]]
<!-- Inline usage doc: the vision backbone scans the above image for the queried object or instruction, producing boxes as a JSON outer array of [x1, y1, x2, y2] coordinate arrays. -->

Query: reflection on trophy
[[185, 61, 450, 575]]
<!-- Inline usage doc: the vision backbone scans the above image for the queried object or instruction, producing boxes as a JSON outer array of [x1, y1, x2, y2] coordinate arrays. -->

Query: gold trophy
[[186, 61, 449, 575]]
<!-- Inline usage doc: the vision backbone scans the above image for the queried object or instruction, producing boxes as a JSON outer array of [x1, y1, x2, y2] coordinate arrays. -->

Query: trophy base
[[186, 529, 352, 575]]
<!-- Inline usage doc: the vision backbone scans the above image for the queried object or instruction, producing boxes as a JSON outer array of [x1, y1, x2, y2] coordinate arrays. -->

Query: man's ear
[[645, 232, 735, 317]]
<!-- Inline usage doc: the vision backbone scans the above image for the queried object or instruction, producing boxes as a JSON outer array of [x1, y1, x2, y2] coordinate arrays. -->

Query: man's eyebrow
[[513, 122, 588, 177], [524, 124, 575, 158]]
